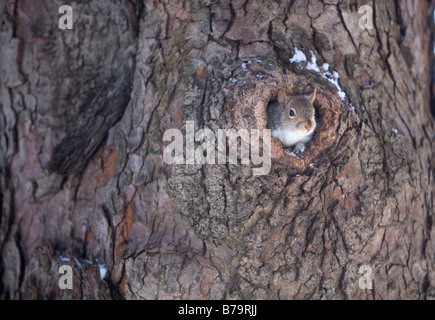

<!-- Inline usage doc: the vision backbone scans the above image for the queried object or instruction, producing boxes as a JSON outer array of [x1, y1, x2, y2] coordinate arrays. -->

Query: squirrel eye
[[289, 108, 296, 118]]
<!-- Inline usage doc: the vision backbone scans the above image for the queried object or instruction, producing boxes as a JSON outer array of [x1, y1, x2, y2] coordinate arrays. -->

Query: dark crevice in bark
[[336, 4, 358, 53], [15, 231, 25, 299], [220, 1, 235, 41]]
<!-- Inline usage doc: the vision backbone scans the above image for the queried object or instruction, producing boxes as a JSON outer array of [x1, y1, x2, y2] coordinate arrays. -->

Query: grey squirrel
[[266, 88, 317, 153]]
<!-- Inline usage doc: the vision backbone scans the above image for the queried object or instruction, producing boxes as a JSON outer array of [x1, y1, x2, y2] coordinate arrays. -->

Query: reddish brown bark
[[1, 0, 434, 299]]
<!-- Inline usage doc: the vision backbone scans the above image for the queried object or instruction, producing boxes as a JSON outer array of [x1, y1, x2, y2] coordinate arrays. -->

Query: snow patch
[[325, 71, 346, 101], [74, 258, 82, 270], [309, 163, 318, 171], [306, 54, 320, 72], [59, 255, 70, 262], [289, 48, 307, 63], [59, 255, 107, 282], [392, 128, 404, 137], [240, 60, 253, 72], [96, 260, 108, 281], [289, 49, 347, 101], [99, 264, 108, 281]]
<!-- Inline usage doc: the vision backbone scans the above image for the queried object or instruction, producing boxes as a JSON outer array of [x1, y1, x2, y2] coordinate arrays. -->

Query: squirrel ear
[[277, 91, 289, 109], [309, 88, 317, 104]]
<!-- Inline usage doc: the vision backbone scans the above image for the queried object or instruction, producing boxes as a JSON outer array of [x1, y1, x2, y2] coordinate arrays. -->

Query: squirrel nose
[[305, 121, 312, 131]]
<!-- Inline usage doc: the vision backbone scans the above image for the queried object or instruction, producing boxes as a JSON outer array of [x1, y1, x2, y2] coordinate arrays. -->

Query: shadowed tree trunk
[[1, 0, 434, 300]]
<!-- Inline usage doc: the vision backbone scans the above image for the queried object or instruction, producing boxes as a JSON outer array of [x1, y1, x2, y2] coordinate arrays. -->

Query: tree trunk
[[1, 0, 434, 300]]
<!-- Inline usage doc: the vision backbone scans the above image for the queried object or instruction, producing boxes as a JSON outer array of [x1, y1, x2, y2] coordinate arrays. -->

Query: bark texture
[[1, 0, 434, 299]]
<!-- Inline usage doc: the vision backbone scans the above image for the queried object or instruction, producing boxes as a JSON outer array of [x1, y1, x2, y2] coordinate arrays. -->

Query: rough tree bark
[[1, 0, 434, 300]]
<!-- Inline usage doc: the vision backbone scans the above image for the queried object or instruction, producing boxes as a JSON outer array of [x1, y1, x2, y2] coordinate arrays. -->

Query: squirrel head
[[277, 88, 317, 134]]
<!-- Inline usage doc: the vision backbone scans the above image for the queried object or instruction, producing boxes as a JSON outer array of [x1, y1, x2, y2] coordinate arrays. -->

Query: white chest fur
[[271, 127, 313, 148]]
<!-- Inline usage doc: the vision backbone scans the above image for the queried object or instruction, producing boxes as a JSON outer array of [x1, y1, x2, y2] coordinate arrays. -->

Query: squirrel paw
[[285, 149, 297, 157], [293, 143, 306, 154]]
